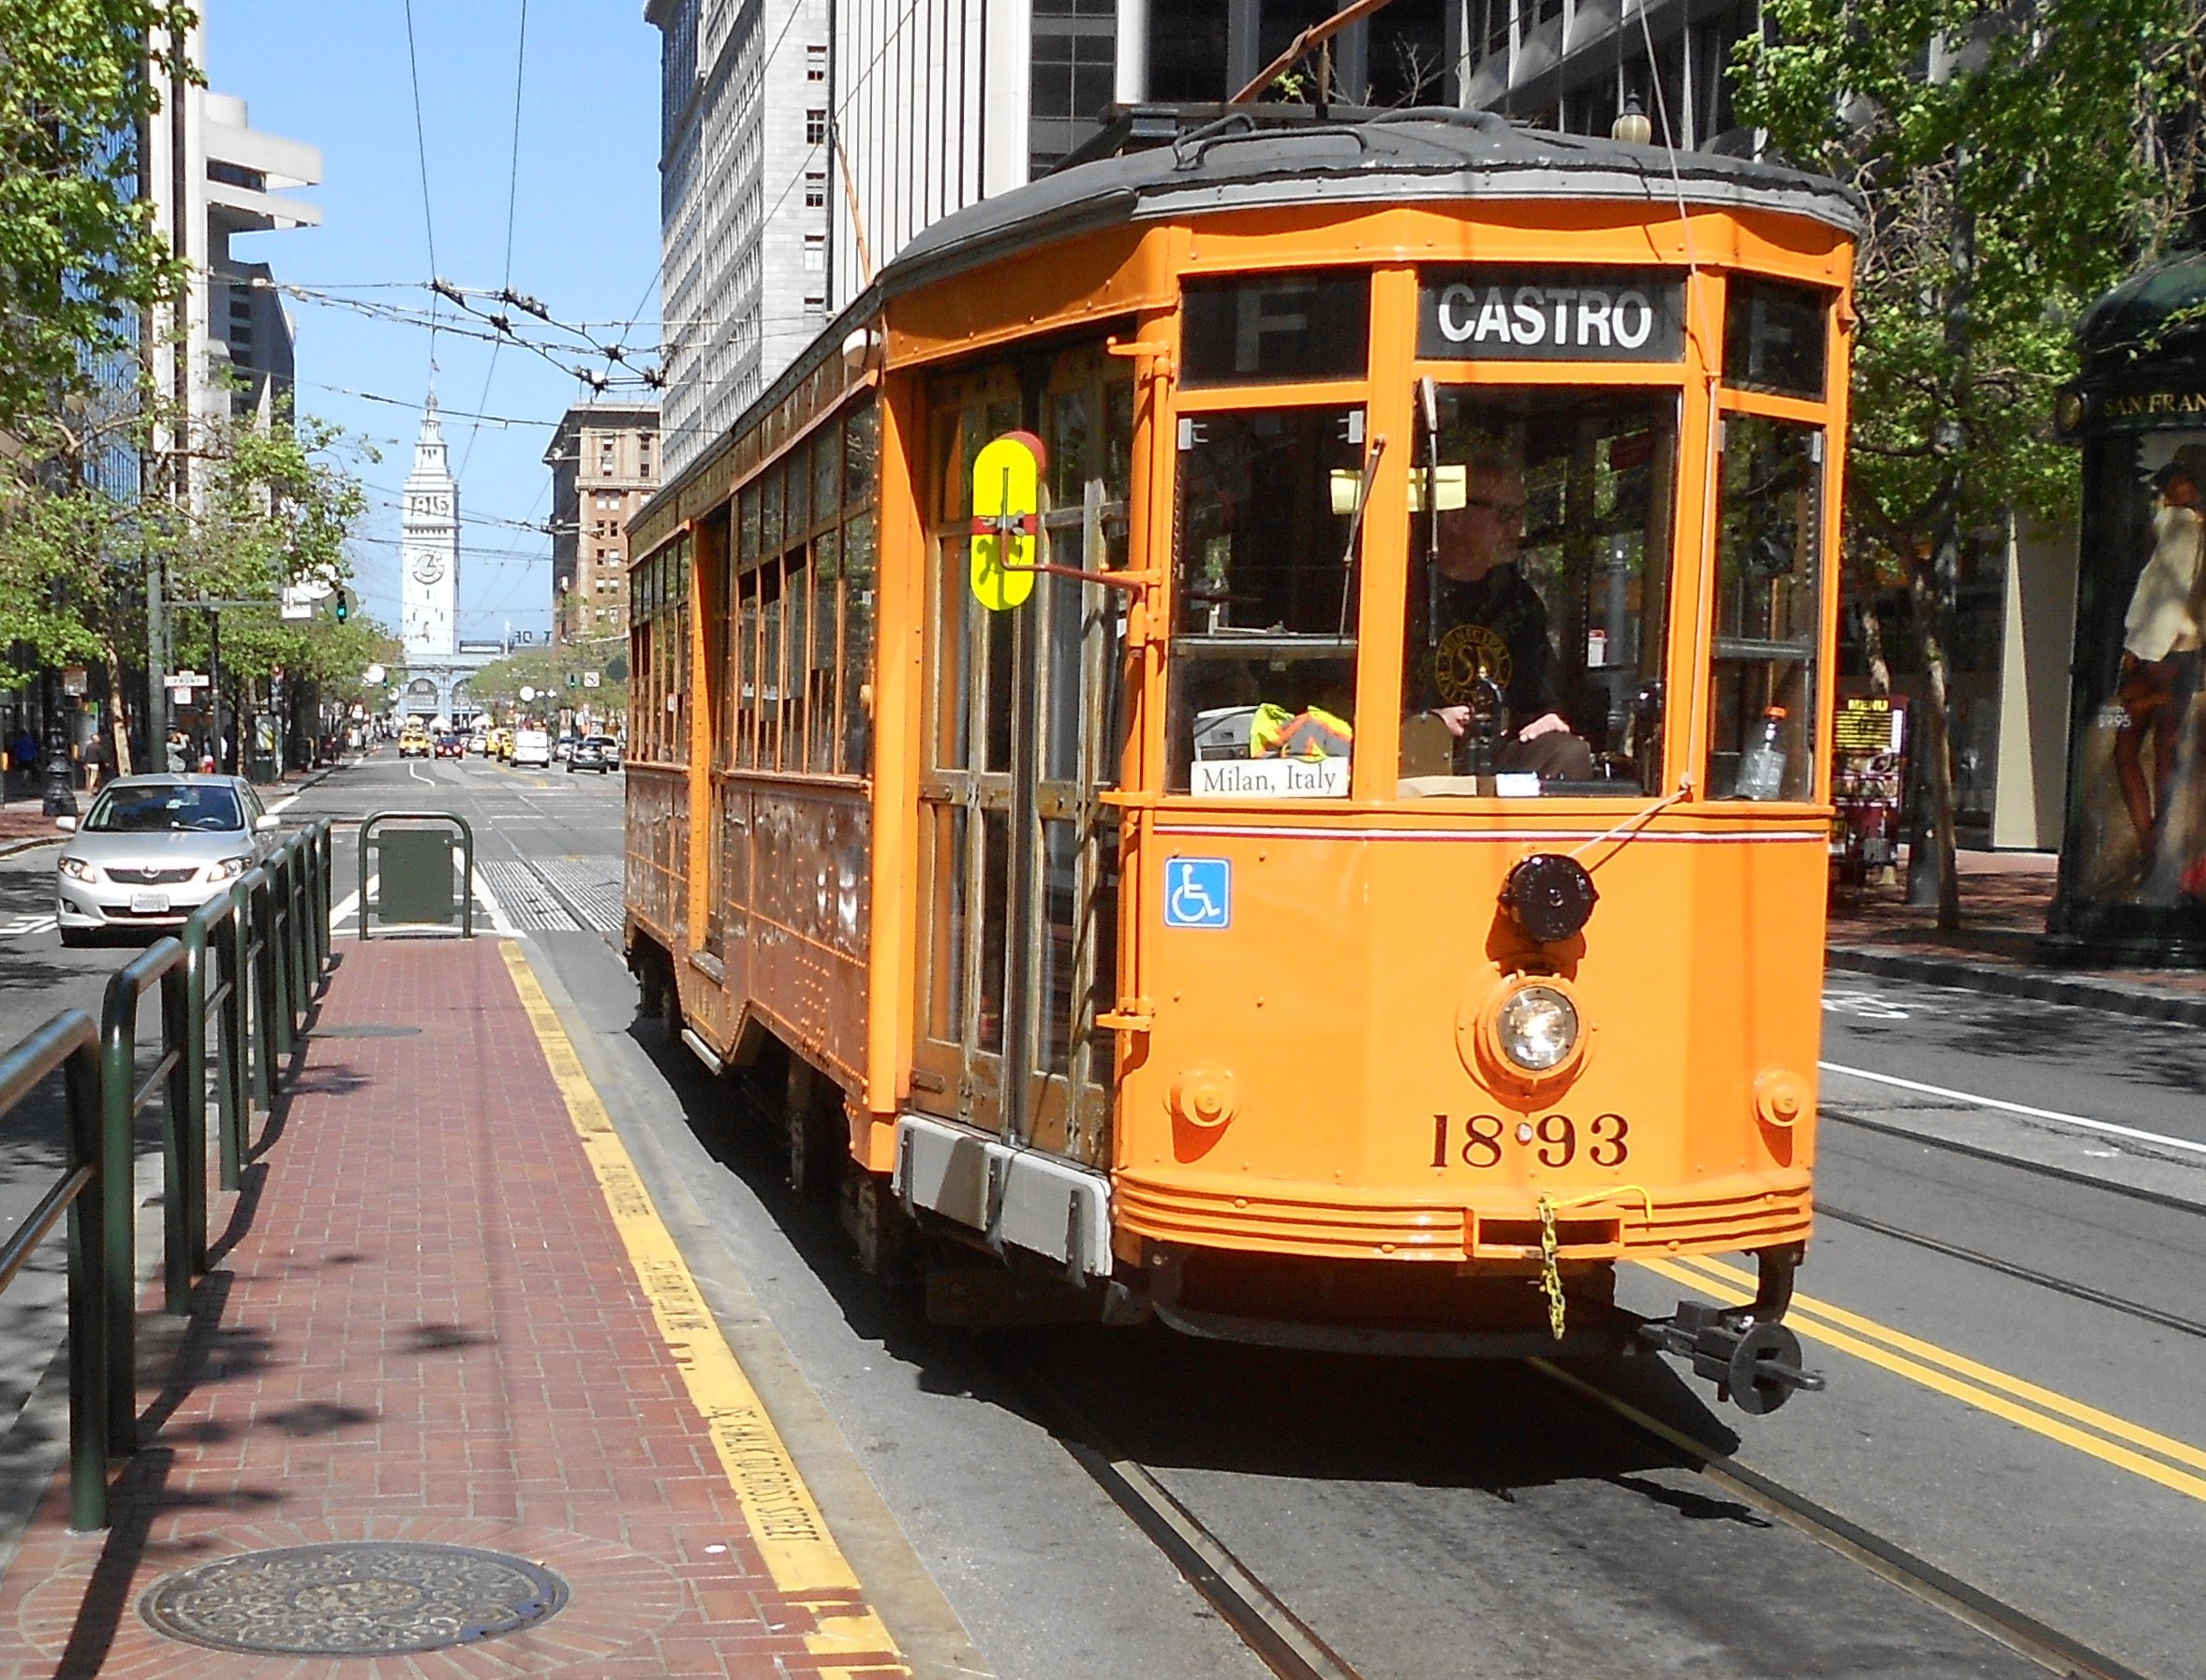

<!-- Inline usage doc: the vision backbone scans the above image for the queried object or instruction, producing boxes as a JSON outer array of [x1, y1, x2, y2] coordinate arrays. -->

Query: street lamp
[[1612, 94, 1652, 146]]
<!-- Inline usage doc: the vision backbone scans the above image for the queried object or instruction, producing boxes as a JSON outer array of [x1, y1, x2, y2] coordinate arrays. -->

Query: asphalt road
[[4, 759, 2202, 1678]]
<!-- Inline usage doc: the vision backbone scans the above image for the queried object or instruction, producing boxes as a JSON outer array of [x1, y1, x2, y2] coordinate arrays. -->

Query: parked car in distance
[[553, 736, 573, 762], [468, 731, 488, 755], [53, 775, 280, 946], [398, 726, 431, 758], [566, 735, 621, 774], [489, 728, 514, 761], [511, 727, 553, 768], [434, 732, 465, 759]]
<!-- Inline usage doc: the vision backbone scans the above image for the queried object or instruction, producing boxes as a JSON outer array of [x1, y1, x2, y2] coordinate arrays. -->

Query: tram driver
[[1405, 426, 1595, 783]]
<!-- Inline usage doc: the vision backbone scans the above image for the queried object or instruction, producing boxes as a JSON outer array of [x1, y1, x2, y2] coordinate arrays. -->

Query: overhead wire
[[459, 0, 532, 480], [400, 0, 441, 379]]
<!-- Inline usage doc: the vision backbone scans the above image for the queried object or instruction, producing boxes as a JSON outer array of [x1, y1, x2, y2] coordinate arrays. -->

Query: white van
[[511, 728, 553, 768]]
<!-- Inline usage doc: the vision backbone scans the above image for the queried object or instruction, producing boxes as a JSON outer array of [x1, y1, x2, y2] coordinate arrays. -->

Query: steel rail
[[1814, 1201, 2206, 1343], [1005, 1360, 1369, 1680], [1823, 1105, 2206, 1218], [0, 1008, 110, 1530], [1532, 1359, 2156, 1680], [0, 1166, 92, 1293]]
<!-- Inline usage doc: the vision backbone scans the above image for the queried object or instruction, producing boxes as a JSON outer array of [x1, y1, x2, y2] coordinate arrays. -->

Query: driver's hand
[[1517, 712, 1570, 744], [1430, 705, 1472, 739]]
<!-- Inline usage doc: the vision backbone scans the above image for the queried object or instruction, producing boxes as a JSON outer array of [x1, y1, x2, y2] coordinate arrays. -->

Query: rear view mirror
[[255, 814, 279, 833], [54, 815, 77, 832]]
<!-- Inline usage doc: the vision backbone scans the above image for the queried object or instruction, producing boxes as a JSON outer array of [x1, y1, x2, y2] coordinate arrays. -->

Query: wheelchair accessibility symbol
[[1163, 857, 1232, 929]]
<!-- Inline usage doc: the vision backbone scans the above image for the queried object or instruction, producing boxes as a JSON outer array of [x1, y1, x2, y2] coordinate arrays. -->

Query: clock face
[[411, 552, 447, 584]]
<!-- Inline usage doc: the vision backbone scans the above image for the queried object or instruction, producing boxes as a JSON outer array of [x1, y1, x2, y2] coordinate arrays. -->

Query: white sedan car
[[53, 775, 281, 946]]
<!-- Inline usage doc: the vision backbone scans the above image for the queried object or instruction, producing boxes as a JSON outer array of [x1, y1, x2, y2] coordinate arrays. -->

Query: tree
[[0, 382, 379, 772], [0, 386, 168, 771], [1733, 0, 2206, 927], [466, 641, 628, 726], [0, 1, 198, 430]]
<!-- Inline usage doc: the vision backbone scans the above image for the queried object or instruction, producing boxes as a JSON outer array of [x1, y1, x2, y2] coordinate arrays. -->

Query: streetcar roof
[[882, 110, 1865, 296]]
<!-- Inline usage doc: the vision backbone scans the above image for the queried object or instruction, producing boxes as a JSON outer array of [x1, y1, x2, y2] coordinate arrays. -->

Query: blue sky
[[206, 2, 663, 646]]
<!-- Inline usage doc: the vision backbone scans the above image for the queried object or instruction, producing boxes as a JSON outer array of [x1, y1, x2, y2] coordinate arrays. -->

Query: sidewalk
[[0, 936, 914, 1678], [1827, 848, 2206, 1024]]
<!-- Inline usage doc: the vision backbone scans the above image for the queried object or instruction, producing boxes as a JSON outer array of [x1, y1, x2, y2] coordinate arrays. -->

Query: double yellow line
[[1642, 1254, 2206, 1505]]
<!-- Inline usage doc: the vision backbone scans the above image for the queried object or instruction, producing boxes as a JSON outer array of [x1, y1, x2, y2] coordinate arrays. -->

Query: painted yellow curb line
[[1641, 1254, 2206, 1506], [501, 943, 909, 1678]]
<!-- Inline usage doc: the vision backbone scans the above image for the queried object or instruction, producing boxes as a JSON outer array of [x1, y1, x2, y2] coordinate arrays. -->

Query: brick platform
[[0, 937, 906, 1678]]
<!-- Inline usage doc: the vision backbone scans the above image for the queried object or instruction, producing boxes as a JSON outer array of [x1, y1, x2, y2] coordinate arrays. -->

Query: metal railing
[[0, 815, 334, 1530]]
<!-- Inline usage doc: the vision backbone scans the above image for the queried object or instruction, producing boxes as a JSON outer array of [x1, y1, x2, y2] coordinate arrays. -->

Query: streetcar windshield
[[1399, 386, 1680, 798], [1166, 405, 1367, 796]]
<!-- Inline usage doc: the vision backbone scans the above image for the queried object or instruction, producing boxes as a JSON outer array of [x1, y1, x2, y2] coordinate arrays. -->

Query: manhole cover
[[140, 1542, 569, 1656]]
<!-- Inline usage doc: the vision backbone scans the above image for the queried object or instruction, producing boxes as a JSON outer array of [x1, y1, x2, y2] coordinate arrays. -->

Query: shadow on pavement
[[619, 1009, 1760, 1522]]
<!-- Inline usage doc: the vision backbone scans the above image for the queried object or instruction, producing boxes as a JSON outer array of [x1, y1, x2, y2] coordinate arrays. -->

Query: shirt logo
[[1433, 623, 1512, 703]]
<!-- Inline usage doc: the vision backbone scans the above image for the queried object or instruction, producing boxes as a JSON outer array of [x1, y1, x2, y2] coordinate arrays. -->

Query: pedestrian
[[7, 728, 37, 797], [81, 728, 110, 792], [166, 730, 189, 774]]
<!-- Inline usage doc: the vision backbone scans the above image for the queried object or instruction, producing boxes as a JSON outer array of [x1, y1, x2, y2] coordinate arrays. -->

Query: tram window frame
[[1723, 277, 1832, 404], [1704, 407, 1827, 803], [1180, 270, 1371, 389], [1394, 380, 1684, 801], [718, 391, 882, 784], [1163, 401, 1370, 797]]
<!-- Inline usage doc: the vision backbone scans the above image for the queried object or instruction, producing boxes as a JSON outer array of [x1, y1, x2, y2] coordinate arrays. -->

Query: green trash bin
[[358, 813, 474, 937], [378, 829, 453, 925]]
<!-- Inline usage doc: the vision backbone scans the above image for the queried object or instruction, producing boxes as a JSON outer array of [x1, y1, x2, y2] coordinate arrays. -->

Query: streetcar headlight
[[1494, 984, 1578, 1072]]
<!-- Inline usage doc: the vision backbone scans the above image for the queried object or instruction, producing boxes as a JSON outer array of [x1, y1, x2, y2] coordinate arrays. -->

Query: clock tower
[[400, 393, 459, 660]]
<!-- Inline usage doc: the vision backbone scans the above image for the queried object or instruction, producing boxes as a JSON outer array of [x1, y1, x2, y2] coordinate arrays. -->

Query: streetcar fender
[[893, 1113, 1114, 1278]]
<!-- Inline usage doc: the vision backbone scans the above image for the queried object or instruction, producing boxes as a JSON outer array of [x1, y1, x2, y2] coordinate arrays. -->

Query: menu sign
[[1418, 269, 1685, 362]]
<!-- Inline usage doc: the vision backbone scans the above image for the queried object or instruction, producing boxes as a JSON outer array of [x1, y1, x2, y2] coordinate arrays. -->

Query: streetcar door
[[915, 352, 1133, 1166]]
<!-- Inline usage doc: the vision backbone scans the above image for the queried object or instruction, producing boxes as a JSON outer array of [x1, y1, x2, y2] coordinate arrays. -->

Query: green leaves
[[0, 1, 200, 430], [1735, 0, 2204, 544]]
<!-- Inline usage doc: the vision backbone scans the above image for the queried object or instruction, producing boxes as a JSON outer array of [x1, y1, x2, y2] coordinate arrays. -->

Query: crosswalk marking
[[477, 861, 581, 933], [2, 912, 59, 937]]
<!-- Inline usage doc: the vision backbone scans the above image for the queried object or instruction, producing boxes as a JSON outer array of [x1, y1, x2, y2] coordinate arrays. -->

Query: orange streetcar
[[626, 111, 1858, 1412]]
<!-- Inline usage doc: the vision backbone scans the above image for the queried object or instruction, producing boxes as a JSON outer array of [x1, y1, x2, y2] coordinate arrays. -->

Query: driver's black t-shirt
[[1408, 563, 1562, 725]]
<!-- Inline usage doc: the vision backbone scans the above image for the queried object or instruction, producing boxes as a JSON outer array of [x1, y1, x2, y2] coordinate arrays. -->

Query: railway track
[[1812, 1200, 2206, 1342], [1011, 1337, 2162, 1680], [1823, 1105, 2206, 1217], [1008, 1360, 1369, 1680], [1532, 1360, 2156, 1680]]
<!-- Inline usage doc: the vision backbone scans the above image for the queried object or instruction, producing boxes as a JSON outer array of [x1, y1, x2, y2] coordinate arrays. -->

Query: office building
[[546, 403, 662, 647], [648, 0, 829, 473]]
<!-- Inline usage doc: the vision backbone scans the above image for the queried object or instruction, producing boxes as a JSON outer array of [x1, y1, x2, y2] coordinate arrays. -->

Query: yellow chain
[[1537, 1194, 1566, 1341]]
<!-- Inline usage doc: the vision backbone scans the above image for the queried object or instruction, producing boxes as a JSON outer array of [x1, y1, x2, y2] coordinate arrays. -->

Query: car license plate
[[130, 891, 170, 914]]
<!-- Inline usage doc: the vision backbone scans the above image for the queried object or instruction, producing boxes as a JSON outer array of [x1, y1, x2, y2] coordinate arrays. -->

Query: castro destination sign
[[1419, 269, 1685, 362]]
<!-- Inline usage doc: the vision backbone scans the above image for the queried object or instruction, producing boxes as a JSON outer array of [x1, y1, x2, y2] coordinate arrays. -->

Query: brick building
[[545, 403, 661, 648]]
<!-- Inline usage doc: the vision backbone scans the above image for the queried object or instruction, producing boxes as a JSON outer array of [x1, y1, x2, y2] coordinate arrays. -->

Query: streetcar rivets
[[1517, 1121, 1534, 1143]]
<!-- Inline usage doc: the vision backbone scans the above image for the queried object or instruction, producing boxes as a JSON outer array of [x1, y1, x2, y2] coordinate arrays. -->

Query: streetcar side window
[[1167, 405, 1365, 796], [1398, 387, 1679, 798], [1707, 416, 1824, 801]]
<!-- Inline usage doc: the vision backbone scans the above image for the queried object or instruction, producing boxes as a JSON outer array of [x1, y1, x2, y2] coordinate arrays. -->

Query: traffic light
[[333, 588, 351, 624]]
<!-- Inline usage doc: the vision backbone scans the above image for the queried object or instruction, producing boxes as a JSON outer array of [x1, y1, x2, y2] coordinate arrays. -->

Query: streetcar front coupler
[[1638, 1245, 1825, 1415]]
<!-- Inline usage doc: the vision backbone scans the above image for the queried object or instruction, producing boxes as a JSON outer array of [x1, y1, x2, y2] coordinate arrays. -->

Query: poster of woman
[[2072, 435, 2206, 906]]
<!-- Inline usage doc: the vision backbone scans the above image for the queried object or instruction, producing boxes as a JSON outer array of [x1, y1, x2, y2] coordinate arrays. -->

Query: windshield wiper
[[1335, 431, 1386, 637]]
